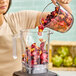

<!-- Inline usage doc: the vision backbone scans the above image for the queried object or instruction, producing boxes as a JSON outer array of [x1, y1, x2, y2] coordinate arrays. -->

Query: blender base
[[13, 71, 58, 76]]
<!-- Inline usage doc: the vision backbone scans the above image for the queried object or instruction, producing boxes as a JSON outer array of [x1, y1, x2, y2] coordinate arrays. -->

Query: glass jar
[[40, 2, 74, 33], [13, 29, 53, 74]]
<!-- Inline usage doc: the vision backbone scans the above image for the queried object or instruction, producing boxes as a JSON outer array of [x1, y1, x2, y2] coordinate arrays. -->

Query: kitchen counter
[[51, 70, 76, 76]]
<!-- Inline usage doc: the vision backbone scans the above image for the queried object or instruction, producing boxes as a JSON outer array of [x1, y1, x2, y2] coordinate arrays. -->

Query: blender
[[13, 29, 58, 76]]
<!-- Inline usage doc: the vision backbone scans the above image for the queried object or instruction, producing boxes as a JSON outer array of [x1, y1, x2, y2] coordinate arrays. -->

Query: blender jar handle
[[12, 36, 17, 59]]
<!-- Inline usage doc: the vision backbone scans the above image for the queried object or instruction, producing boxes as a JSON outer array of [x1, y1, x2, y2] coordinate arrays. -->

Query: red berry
[[43, 50, 48, 53], [55, 24, 58, 28], [41, 59, 48, 64], [31, 60, 37, 65], [38, 32, 42, 36], [39, 38, 43, 42], [40, 42, 45, 48], [41, 18, 44, 21], [31, 60, 34, 66], [51, 18, 57, 24], [31, 51, 37, 56], [66, 17, 72, 25], [41, 25, 44, 30], [38, 25, 41, 29], [40, 53, 48, 60], [59, 21, 65, 26], [44, 20, 47, 23], [55, 7, 59, 13], [51, 11, 57, 17], [51, 18, 55, 21], [38, 25, 44, 30], [59, 14, 65, 19], [31, 43, 36, 48], [55, 17, 60, 21]]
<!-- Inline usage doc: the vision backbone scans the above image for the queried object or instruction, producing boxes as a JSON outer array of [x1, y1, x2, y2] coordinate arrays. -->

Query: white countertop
[[50, 70, 76, 76]]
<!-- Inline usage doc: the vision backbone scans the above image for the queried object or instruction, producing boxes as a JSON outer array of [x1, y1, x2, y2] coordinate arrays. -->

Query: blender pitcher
[[13, 29, 53, 74], [40, 2, 74, 33]]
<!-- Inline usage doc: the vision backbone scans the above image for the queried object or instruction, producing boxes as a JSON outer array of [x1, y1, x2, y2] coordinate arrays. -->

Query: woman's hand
[[51, 0, 72, 14], [51, 0, 72, 4]]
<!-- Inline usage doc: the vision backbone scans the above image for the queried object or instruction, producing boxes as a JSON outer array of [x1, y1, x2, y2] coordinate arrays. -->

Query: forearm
[[52, 0, 72, 13], [35, 12, 41, 27]]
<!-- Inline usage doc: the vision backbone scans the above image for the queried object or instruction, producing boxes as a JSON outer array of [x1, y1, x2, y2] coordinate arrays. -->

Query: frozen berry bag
[[40, 2, 74, 33]]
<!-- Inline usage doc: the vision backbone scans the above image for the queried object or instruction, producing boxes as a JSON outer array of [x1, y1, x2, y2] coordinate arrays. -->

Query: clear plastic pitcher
[[13, 29, 53, 74], [40, 2, 74, 33]]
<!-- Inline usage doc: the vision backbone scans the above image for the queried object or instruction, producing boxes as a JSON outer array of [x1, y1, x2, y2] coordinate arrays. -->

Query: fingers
[[51, 0, 57, 5], [51, 0, 72, 5], [66, 0, 72, 4], [60, 0, 72, 4]]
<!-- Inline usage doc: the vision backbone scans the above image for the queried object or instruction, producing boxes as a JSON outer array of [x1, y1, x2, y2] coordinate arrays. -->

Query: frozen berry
[[44, 20, 47, 24], [66, 15, 72, 25], [51, 18, 57, 24], [31, 51, 37, 56], [38, 32, 42, 36], [41, 59, 48, 64], [59, 21, 65, 26], [55, 7, 59, 13], [55, 17, 60, 21], [39, 38, 43, 42], [40, 42, 45, 48], [31, 43, 36, 48], [51, 11, 57, 17], [59, 14, 65, 19], [40, 53, 48, 60]]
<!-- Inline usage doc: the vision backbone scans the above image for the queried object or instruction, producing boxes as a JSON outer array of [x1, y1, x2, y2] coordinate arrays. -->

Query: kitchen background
[[8, 0, 76, 41]]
